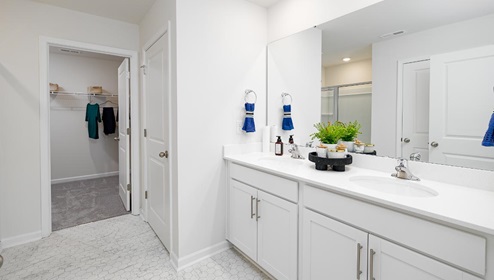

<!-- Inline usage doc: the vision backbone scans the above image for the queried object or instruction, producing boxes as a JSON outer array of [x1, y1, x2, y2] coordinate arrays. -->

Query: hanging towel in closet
[[85, 103, 101, 139], [102, 107, 116, 135]]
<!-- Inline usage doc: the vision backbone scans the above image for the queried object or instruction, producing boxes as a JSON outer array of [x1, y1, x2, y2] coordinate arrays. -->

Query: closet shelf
[[50, 91, 117, 97]]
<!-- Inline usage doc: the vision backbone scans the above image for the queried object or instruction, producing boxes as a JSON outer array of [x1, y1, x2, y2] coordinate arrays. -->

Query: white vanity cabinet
[[303, 208, 483, 280], [302, 208, 368, 280], [304, 185, 485, 280], [228, 163, 298, 280], [369, 235, 482, 280]]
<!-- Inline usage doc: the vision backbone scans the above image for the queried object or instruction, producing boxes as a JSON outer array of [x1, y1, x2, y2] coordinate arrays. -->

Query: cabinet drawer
[[230, 163, 298, 202], [304, 185, 486, 276]]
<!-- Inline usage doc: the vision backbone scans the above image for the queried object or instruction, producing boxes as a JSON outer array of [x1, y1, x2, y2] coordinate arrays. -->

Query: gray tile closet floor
[[0, 215, 269, 280]]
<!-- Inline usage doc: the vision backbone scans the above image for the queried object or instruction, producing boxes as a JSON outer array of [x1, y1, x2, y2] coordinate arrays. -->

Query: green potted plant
[[310, 122, 344, 153], [339, 120, 361, 152]]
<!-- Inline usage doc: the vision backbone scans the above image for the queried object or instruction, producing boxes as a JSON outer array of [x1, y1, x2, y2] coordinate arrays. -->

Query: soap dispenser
[[275, 136, 283, 156]]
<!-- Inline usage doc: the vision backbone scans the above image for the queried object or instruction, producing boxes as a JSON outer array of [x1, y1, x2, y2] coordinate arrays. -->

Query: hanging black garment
[[102, 107, 116, 135]]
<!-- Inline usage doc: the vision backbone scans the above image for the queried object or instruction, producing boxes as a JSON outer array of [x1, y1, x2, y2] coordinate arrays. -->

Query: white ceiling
[[34, 0, 157, 24], [321, 0, 494, 67], [245, 0, 283, 8]]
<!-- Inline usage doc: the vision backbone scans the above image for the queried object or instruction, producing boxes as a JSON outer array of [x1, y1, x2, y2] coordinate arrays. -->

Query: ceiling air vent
[[379, 30, 406, 39], [60, 48, 81, 54]]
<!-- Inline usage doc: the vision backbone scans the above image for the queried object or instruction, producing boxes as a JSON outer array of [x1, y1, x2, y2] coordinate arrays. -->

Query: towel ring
[[245, 89, 257, 104], [281, 93, 292, 105]]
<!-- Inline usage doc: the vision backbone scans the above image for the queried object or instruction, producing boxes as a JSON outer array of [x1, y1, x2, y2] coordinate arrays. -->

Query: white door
[[229, 180, 258, 261], [401, 60, 430, 162], [429, 45, 494, 170], [145, 33, 171, 250], [302, 209, 368, 280], [117, 58, 130, 211], [368, 235, 481, 280], [257, 190, 298, 280]]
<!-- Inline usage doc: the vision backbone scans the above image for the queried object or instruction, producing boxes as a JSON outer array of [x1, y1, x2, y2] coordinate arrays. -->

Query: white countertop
[[224, 152, 494, 236]]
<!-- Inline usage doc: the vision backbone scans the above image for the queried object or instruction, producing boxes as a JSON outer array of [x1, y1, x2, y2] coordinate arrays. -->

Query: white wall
[[267, 0, 382, 42], [175, 0, 267, 263], [267, 28, 322, 145], [50, 53, 121, 181], [372, 13, 494, 157], [0, 0, 138, 244], [325, 59, 372, 87]]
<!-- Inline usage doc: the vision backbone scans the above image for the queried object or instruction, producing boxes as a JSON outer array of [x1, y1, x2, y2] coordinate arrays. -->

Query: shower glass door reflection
[[321, 84, 372, 143]]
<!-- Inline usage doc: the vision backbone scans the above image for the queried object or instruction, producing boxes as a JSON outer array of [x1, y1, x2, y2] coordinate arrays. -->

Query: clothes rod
[[50, 91, 117, 97]]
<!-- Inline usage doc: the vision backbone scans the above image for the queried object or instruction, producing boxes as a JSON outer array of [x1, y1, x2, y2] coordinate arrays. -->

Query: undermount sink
[[349, 175, 439, 198]]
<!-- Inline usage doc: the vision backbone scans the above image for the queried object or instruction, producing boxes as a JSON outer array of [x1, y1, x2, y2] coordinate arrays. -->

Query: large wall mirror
[[267, 0, 494, 171]]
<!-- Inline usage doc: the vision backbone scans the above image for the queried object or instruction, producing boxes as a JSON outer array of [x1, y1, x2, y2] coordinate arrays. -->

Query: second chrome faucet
[[392, 158, 420, 181]]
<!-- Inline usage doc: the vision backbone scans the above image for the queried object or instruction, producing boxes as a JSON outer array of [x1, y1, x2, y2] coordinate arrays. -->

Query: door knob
[[403, 138, 411, 143], [114, 137, 120, 141], [159, 151, 168, 158], [431, 141, 439, 147]]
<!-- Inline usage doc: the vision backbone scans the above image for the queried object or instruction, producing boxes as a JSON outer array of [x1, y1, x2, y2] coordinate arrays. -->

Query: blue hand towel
[[282, 104, 294, 130], [482, 112, 494, 146], [242, 103, 256, 133]]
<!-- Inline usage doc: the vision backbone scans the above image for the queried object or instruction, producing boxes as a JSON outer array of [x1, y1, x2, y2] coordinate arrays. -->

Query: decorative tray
[[308, 152, 353, 172]]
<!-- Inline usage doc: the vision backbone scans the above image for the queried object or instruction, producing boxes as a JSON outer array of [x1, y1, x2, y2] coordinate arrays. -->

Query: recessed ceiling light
[[342, 57, 351, 62]]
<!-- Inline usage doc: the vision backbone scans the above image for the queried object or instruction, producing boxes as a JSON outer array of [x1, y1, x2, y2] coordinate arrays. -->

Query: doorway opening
[[40, 37, 140, 237], [49, 47, 129, 231]]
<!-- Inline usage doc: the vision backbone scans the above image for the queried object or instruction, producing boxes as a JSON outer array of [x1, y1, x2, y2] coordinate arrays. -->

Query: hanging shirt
[[85, 103, 101, 139], [102, 107, 116, 135]]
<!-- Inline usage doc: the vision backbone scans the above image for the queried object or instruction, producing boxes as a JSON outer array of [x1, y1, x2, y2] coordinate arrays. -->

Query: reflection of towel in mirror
[[282, 104, 294, 130], [85, 103, 101, 139], [102, 107, 116, 135], [242, 103, 256, 133], [482, 112, 494, 146]]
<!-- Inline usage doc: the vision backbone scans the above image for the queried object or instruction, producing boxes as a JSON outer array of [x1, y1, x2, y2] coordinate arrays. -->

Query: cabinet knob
[[430, 141, 439, 148], [403, 138, 411, 143]]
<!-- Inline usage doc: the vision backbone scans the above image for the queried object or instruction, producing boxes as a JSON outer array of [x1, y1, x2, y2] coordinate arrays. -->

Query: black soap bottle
[[275, 136, 283, 156]]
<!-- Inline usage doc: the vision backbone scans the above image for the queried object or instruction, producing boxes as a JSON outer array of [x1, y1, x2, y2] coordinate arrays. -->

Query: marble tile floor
[[0, 215, 270, 280]]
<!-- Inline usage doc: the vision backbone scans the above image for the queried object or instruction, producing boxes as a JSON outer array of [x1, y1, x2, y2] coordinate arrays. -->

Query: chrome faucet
[[392, 158, 420, 181], [288, 144, 305, 159]]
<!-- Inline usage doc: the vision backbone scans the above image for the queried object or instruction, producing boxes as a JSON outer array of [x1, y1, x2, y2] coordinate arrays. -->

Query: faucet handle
[[397, 158, 408, 167]]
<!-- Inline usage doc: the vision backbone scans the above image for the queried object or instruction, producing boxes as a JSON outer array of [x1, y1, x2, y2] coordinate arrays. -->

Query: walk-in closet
[[49, 47, 129, 231]]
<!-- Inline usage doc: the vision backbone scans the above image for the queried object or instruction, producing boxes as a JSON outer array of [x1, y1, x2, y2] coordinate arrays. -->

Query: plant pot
[[341, 141, 355, 152], [328, 150, 346, 158], [315, 146, 327, 158]]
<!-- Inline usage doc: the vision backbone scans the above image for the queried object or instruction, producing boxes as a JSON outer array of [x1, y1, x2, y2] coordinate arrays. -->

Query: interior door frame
[[396, 56, 430, 158], [141, 23, 173, 246], [39, 36, 140, 237]]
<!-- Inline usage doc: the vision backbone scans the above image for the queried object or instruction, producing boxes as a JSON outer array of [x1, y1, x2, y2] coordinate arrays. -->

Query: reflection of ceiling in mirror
[[245, 0, 283, 8], [320, 0, 494, 67]]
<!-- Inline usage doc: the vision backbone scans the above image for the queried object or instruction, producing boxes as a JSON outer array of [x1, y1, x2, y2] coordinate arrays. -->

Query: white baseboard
[[171, 241, 232, 271], [51, 171, 119, 184], [1, 231, 42, 249]]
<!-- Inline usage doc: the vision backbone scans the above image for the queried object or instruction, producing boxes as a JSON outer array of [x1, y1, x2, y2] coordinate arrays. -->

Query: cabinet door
[[368, 235, 482, 280], [257, 190, 298, 280], [303, 209, 368, 280], [229, 180, 258, 261]]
